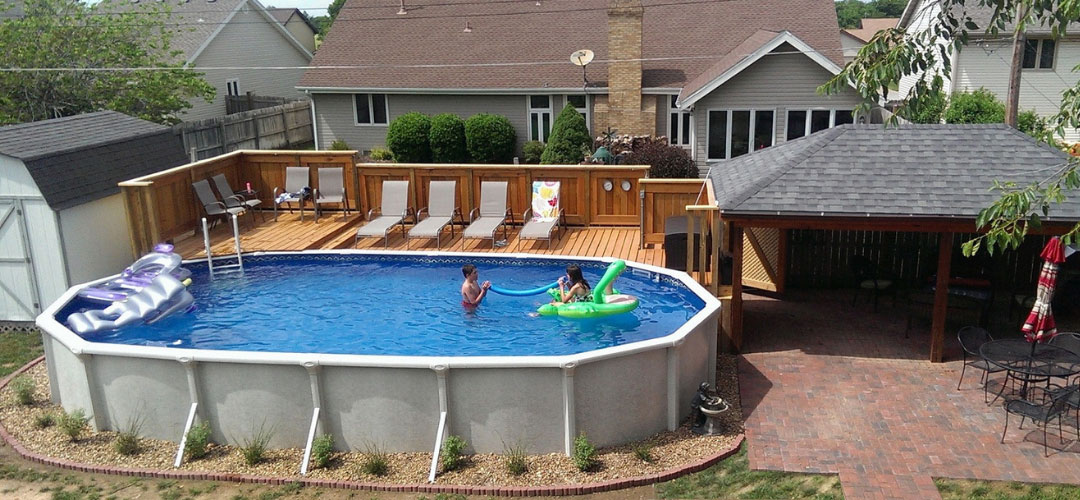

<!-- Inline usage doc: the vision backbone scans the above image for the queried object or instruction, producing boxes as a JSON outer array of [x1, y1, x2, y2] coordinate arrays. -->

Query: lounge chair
[[356, 180, 412, 247], [314, 167, 351, 222], [408, 180, 462, 249], [463, 181, 512, 248], [272, 166, 311, 222], [519, 180, 565, 249], [192, 179, 246, 233], [211, 174, 264, 223]]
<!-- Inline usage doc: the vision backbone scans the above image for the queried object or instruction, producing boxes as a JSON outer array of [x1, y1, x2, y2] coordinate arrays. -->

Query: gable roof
[[268, 7, 319, 34], [843, 17, 900, 43], [709, 124, 1080, 221], [300, 0, 845, 92], [0, 112, 189, 211], [676, 30, 843, 108]]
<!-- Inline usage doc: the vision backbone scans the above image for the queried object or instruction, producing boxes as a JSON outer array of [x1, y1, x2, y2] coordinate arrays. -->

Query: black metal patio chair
[[957, 326, 1006, 403], [1049, 332, 1080, 385], [1001, 384, 1079, 457]]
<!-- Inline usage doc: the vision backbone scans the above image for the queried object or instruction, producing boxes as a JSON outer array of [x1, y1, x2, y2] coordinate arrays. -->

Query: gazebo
[[705, 124, 1080, 362]]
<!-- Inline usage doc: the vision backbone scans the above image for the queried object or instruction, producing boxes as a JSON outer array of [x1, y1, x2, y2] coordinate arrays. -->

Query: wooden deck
[[174, 210, 665, 266]]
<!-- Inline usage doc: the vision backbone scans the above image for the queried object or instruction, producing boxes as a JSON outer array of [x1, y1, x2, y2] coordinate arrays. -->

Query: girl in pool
[[552, 264, 591, 304]]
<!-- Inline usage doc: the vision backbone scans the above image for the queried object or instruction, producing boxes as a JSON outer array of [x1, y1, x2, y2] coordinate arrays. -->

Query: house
[[0, 111, 189, 321], [268, 7, 320, 54], [159, 0, 314, 121], [840, 18, 900, 61], [299, 0, 863, 173], [896, 0, 1080, 142]]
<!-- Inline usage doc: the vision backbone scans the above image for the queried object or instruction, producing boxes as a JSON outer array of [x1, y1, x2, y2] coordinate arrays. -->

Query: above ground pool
[[38, 251, 721, 457]]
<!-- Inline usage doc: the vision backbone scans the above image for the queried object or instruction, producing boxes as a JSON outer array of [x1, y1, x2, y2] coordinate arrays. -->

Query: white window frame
[[353, 93, 389, 126], [527, 95, 553, 143], [565, 94, 590, 133], [706, 108, 777, 161], [225, 78, 240, 97], [1022, 38, 1056, 70], [785, 108, 854, 140], [668, 95, 693, 149]]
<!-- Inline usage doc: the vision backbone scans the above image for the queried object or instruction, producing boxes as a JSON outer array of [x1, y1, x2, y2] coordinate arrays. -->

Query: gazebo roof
[[708, 124, 1079, 223]]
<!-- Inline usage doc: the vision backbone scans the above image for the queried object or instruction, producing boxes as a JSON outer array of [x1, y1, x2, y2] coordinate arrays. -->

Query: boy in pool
[[461, 263, 491, 308]]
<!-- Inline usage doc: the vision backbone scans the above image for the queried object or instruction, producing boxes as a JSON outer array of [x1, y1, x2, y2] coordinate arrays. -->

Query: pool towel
[[275, 186, 311, 204], [531, 181, 560, 221]]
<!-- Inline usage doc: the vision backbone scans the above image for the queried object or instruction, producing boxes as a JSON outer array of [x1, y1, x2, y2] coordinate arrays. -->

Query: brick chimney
[[602, 0, 654, 136]]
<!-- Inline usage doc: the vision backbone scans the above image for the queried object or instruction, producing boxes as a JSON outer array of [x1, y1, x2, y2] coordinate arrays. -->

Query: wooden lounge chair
[[192, 179, 246, 234], [519, 181, 564, 249], [463, 181, 512, 249], [407, 180, 462, 250], [356, 180, 412, 247], [272, 166, 311, 222], [211, 174, 263, 222], [313, 167, 350, 222]]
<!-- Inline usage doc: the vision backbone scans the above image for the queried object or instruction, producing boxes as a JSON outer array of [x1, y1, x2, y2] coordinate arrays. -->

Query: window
[[566, 95, 590, 133], [706, 109, 775, 160], [354, 94, 388, 125], [1023, 39, 1056, 69], [528, 95, 553, 142], [668, 95, 692, 147], [226, 78, 240, 97], [785, 109, 855, 140]]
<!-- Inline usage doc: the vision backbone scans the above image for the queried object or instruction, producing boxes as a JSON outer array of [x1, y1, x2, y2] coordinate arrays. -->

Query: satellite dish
[[570, 49, 595, 67]]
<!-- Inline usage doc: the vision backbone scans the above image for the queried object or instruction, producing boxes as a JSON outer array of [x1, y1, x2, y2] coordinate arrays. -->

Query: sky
[[261, 0, 332, 16]]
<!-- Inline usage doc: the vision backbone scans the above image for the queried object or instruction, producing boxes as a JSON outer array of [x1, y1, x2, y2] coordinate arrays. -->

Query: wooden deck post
[[729, 224, 744, 352], [930, 232, 953, 363]]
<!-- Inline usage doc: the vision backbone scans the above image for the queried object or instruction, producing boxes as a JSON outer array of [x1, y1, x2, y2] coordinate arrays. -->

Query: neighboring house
[[0, 111, 188, 321], [268, 7, 319, 54], [299, 0, 862, 173], [159, 0, 314, 121], [896, 0, 1080, 142], [841, 18, 900, 61]]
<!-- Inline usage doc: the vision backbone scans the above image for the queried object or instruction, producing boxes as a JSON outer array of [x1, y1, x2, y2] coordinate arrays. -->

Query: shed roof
[[708, 124, 1080, 222], [0, 111, 189, 211]]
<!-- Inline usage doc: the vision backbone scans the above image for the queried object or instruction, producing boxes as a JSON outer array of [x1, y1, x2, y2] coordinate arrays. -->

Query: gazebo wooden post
[[930, 232, 954, 362], [730, 224, 745, 352]]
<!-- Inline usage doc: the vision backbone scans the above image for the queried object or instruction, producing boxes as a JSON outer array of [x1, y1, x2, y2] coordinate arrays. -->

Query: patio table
[[980, 339, 1080, 399]]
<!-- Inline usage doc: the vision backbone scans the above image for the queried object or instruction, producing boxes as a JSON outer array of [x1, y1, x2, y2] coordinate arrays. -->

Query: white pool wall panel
[[197, 362, 313, 448], [320, 366, 440, 452], [91, 355, 189, 439], [447, 367, 564, 454]]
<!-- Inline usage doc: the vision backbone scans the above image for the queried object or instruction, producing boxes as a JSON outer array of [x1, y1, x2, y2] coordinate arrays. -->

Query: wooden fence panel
[[414, 169, 473, 218], [640, 179, 706, 244], [526, 168, 589, 225], [355, 167, 414, 217], [174, 101, 313, 161], [471, 169, 530, 222], [590, 170, 646, 225]]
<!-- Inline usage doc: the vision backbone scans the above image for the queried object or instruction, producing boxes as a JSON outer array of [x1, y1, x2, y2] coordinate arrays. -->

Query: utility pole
[[1004, 4, 1031, 128]]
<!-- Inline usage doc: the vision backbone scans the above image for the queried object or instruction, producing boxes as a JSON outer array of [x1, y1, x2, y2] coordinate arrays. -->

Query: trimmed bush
[[945, 88, 1005, 124], [368, 147, 394, 161], [429, 113, 468, 163], [329, 139, 350, 151], [386, 112, 432, 163], [541, 105, 591, 164], [523, 140, 546, 164], [626, 139, 698, 178], [441, 434, 468, 472], [184, 421, 212, 460], [465, 113, 516, 163]]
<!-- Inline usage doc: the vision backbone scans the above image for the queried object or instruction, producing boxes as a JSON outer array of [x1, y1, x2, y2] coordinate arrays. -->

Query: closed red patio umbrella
[[1022, 237, 1068, 345]]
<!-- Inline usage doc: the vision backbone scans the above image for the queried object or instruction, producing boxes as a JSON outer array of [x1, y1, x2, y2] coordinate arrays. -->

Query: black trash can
[[663, 216, 712, 272]]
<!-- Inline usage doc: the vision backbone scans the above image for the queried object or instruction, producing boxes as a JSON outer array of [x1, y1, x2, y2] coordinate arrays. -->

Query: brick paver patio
[[738, 290, 1080, 499]]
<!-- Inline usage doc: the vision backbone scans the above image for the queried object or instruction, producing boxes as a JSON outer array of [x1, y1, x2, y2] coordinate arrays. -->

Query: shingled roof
[[300, 0, 844, 91], [708, 124, 1080, 221], [0, 112, 189, 211]]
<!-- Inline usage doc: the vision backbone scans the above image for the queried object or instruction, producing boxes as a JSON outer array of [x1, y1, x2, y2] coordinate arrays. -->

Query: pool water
[[72, 254, 705, 356]]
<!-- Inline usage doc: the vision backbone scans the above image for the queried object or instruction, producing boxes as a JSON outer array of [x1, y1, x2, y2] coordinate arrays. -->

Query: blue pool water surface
[[71, 254, 705, 356]]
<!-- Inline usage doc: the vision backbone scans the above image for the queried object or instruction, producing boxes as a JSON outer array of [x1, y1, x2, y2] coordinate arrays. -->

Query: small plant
[[240, 422, 275, 465], [503, 442, 528, 476], [572, 433, 597, 472], [33, 412, 55, 429], [184, 421, 212, 460], [114, 414, 144, 456], [361, 443, 389, 476], [522, 140, 545, 164], [441, 435, 467, 471], [329, 139, 351, 150], [57, 409, 88, 441], [632, 442, 654, 463], [311, 434, 334, 469], [11, 375, 34, 405], [368, 146, 394, 161]]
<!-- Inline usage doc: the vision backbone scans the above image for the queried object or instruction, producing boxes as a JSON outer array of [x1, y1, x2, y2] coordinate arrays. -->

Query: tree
[[944, 88, 1005, 124], [834, 0, 909, 29], [540, 105, 591, 164], [819, 0, 1080, 256], [318, 0, 347, 36], [0, 0, 215, 125]]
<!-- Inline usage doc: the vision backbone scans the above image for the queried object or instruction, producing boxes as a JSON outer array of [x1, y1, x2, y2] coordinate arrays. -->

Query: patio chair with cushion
[[273, 166, 311, 222], [356, 180, 412, 248], [192, 179, 247, 234], [407, 180, 462, 250], [519, 181, 565, 249], [956, 326, 1006, 403], [313, 167, 351, 222], [462, 181, 512, 249], [1001, 384, 1079, 456], [211, 174, 263, 223]]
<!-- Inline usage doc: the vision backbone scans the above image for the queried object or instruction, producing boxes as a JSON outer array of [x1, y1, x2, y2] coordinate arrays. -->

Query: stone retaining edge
[[0, 356, 744, 496]]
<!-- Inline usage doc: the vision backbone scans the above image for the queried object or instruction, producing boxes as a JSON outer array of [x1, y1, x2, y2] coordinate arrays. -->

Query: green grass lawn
[[657, 446, 843, 499], [0, 329, 42, 378], [936, 478, 1080, 500]]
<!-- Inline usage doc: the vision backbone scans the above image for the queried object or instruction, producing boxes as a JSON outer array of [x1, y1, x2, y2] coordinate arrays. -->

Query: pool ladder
[[201, 214, 244, 278]]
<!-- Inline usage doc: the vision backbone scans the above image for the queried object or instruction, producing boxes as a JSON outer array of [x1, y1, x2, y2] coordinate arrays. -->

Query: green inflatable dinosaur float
[[537, 260, 639, 319]]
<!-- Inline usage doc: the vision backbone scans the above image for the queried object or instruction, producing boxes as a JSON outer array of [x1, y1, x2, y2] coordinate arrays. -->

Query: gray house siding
[[185, 4, 312, 121], [690, 44, 862, 172]]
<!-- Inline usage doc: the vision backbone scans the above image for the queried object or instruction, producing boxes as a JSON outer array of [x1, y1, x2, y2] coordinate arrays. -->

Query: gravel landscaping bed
[[0, 355, 741, 487]]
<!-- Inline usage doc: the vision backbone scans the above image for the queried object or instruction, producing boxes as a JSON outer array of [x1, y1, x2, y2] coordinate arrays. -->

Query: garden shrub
[[386, 112, 432, 163], [944, 88, 1005, 124], [329, 139, 351, 151], [1017, 110, 1049, 139], [184, 421, 212, 460], [34, 412, 55, 429], [626, 138, 698, 178], [114, 414, 144, 456], [441, 435, 467, 471], [503, 442, 527, 475], [465, 113, 516, 163], [540, 105, 591, 164], [572, 433, 597, 472], [368, 147, 394, 161], [632, 442, 654, 463], [429, 113, 468, 163], [361, 443, 389, 476], [11, 375, 34, 405], [58, 408, 88, 441], [240, 422, 275, 465], [523, 140, 546, 164], [311, 434, 334, 469]]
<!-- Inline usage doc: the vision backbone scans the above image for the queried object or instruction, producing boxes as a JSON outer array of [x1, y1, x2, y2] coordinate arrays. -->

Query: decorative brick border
[[0, 356, 743, 496]]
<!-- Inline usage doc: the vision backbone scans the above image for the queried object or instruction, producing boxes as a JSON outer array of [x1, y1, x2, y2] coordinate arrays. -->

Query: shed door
[[0, 199, 40, 320]]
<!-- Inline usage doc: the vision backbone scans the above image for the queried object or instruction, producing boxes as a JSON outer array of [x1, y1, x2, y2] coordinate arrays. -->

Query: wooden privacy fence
[[639, 179, 709, 246], [120, 150, 358, 256], [353, 163, 650, 226], [173, 100, 313, 161], [225, 93, 299, 114]]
